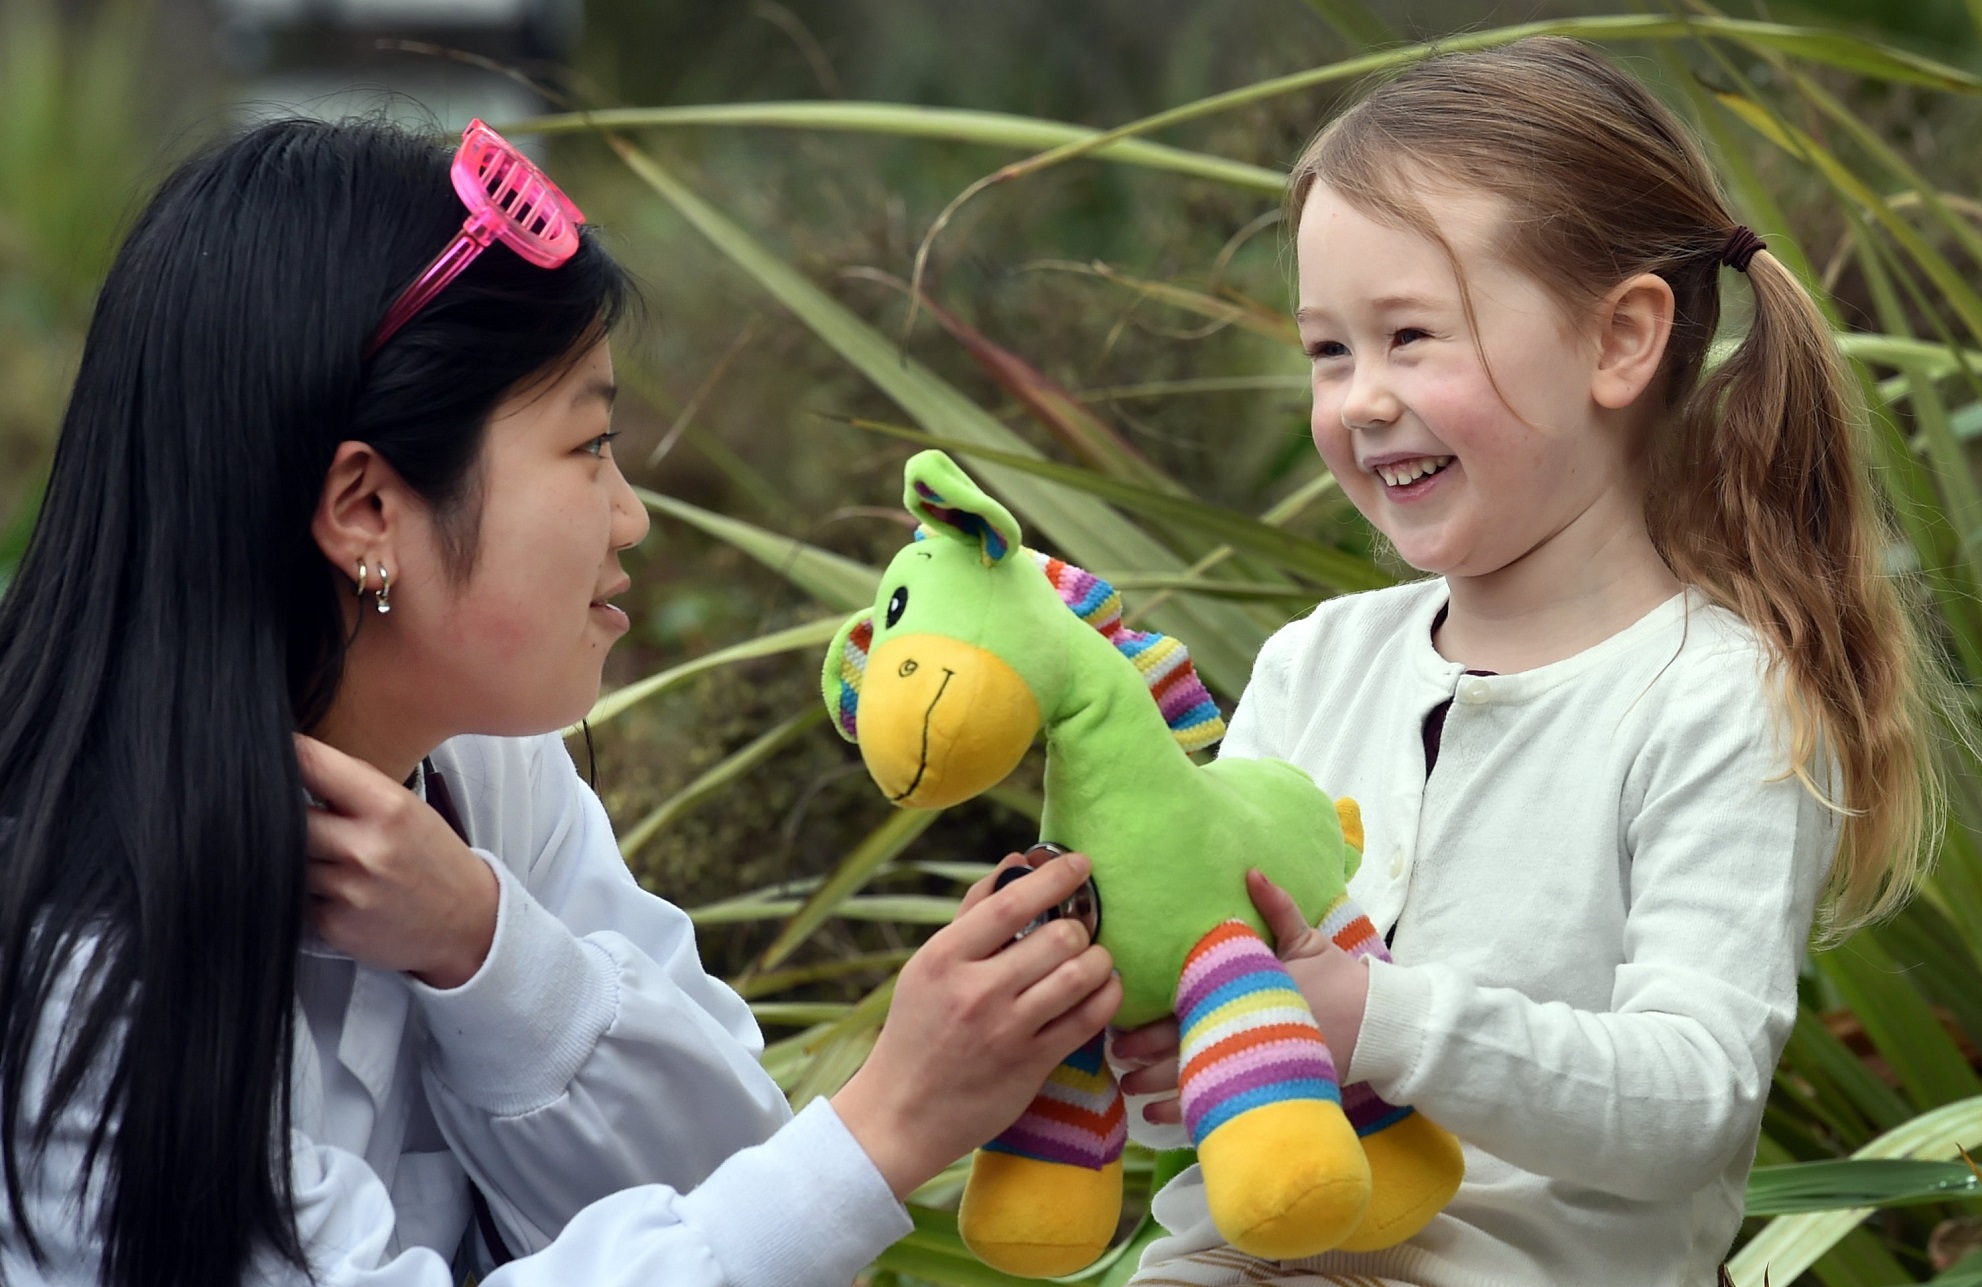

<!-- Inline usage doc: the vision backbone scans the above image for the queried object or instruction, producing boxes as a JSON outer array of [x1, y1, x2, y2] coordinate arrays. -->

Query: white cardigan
[[3, 733, 911, 1286], [1133, 582, 1837, 1287]]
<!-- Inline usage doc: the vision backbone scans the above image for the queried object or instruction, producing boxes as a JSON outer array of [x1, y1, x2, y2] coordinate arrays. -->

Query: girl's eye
[[1306, 340, 1348, 360], [583, 430, 621, 458], [1392, 328, 1430, 347]]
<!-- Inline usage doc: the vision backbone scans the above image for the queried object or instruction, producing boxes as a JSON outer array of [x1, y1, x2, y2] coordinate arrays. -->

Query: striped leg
[[959, 1034, 1125, 1278], [1176, 921, 1369, 1259], [1316, 894, 1465, 1252]]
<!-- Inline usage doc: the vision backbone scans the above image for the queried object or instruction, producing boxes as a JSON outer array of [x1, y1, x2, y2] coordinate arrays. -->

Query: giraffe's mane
[[1027, 549, 1225, 753]]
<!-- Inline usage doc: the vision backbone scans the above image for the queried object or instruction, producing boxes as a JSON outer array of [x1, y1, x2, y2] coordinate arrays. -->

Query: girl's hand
[[295, 735, 500, 989], [1248, 868, 1370, 1071], [831, 851, 1123, 1200], [1109, 869, 1373, 1128]]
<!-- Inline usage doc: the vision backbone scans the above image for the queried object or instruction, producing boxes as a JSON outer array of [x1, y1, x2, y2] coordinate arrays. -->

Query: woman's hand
[[831, 851, 1122, 1200], [295, 735, 500, 989], [1109, 869, 1371, 1128]]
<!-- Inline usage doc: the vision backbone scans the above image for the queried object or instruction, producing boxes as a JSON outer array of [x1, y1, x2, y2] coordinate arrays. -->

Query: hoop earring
[[354, 559, 370, 599], [375, 564, 392, 615]]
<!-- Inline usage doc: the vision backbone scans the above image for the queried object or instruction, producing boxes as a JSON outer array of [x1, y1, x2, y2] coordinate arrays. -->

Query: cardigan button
[[1388, 844, 1406, 878], [1458, 677, 1492, 705]]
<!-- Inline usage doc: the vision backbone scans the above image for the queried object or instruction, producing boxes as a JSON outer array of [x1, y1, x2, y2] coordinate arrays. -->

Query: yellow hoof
[[959, 1152, 1123, 1278], [1336, 1112, 1466, 1252], [1198, 1098, 1370, 1260]]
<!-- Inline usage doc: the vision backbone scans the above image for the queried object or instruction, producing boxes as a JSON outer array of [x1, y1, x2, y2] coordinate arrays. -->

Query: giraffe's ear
[[903, 450, 1020, 567], [821, 610, 875, 742]]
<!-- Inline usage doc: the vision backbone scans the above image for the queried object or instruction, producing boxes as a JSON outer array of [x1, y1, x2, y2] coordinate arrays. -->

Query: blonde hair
[[1291, 36, 1954, 936]]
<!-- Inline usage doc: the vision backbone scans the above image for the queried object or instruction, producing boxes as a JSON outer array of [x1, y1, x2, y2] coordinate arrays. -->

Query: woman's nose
[[608, 463, 651, 551]]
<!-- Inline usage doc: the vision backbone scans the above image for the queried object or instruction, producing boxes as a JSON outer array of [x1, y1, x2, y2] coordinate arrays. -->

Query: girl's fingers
[[1247, 868, 1315, 955], [944, 852, 1095, 960], [1140, 1096, 1183, 1126], [1119, 1059, 1178, 1098], [1111, 1017, 1180, 1066]]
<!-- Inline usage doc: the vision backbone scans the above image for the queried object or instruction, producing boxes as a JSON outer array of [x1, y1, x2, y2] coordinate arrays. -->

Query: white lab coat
[[3, 733, 912, 1285]]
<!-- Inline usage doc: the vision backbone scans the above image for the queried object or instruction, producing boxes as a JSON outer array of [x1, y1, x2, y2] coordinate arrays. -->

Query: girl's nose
[[1339, 363, 1402, 431]]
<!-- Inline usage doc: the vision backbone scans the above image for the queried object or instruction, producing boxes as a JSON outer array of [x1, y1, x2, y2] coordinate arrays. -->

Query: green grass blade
[[1727, 1097, 1982, 1284], [1745, 1158, 1982, 1215], [733, 949, 914, 999], [609, 135, 1271, 694], [688, 893, 959, 926], [966, 17, 1980, 197], [617, 706, 827, 860], [502, 102, 1286, 194], [1032, 260, 1299, 347], [1817, 933, 1982, 1111], [754, 807, 942, 973], [637, 487, 882, 611], [1299, 0, 1396, 47], [848, 418, 1392, 593], [581, 616, 844, 728]]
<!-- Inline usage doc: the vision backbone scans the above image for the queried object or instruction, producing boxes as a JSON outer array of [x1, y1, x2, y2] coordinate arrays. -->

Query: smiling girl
[[0, 119, 1120, 1286], [1111, 37, 1951, 1286]]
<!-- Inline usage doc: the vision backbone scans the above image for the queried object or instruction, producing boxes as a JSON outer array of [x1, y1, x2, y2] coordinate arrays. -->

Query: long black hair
[[0, 118, 629, 1287]]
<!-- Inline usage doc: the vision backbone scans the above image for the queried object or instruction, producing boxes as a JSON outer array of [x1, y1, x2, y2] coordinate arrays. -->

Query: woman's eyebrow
[[576, 378, 619, 409]]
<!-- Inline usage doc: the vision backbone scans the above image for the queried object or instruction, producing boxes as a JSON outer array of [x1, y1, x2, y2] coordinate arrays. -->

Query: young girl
[[1112, 37, 1946, 1286], [0, 119, 1120, 1286]]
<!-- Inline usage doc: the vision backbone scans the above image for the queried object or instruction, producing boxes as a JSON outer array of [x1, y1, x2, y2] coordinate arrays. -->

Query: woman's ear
[[310, 441, 400, 580], [1591, 272, 1676, 411]]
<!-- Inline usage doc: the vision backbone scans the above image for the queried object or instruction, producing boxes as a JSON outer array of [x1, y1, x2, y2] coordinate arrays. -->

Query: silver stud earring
[[375, 564, 392, 615]]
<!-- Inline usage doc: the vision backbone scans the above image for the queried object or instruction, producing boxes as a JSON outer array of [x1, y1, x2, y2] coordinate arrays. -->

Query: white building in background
[[209, 0, 582, 137]]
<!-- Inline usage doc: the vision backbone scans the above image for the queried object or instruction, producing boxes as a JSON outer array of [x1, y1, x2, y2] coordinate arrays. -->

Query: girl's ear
[[821, 609, 876, 742], [903, 450, 1021, 567], [1592, 272, 1676, 411]]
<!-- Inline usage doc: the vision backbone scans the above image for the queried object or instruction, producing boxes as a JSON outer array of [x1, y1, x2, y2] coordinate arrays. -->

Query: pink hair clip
[[366, 119, 586, 357]]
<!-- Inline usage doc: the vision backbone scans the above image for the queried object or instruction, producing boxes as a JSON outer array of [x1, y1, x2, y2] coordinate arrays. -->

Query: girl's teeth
[[1376, 456, 1453, 487]]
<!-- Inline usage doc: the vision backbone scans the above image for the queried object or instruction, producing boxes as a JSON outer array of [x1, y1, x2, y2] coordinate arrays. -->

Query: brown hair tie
[[1721, 224, 1766, 273]]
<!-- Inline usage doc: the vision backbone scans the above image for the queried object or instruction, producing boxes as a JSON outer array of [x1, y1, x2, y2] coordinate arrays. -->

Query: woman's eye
[[886, 585, 908, 628], [583, 430, 621, 458]]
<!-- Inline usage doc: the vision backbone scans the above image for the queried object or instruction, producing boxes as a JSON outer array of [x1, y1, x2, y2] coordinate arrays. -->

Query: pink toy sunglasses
[[366, 118, 586, 357]]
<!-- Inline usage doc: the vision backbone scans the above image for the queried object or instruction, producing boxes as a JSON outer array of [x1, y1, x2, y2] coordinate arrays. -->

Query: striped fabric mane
[[1029, 551, 1225, 753]]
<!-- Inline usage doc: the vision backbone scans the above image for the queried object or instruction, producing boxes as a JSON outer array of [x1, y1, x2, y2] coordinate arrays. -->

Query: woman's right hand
[[831, 851, 1121, 1200]]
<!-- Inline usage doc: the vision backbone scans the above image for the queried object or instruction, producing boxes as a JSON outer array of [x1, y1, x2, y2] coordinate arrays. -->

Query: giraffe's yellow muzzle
[[858, 634, 1041, 810]]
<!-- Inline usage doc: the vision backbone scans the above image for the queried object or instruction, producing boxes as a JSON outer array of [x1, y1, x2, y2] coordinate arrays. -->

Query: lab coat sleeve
[[407, 734, 794, 1254], [7, 950, 908, 1287]]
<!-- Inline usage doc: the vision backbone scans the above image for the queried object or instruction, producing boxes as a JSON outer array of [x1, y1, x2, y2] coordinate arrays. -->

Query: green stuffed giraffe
[[821, 452, 1463, 1277]]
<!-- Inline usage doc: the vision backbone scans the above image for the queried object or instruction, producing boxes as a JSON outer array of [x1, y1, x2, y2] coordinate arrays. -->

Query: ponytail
[[1655, 248, 1945, 935]]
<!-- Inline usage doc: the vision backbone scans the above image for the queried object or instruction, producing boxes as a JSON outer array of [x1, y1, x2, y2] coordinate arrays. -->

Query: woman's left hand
[[295, 735, 499, 989]]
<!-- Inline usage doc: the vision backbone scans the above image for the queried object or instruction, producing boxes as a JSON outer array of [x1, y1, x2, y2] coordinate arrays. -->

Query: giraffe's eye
[[886, 586, 908, 628]]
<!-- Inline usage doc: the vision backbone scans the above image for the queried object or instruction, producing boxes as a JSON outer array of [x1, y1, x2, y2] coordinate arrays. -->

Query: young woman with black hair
[[0, 119, 1119, 1286]]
